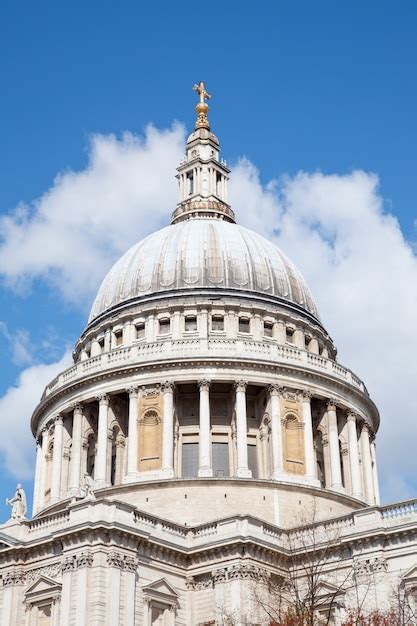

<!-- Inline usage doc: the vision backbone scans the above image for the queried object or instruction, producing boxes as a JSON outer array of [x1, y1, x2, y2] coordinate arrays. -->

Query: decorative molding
[[198, 379, 211, 391], [76, 551, 94, 568], [3, 569, 26, 586], [162, 381, 175, 393], [61, 556, 76, 573]]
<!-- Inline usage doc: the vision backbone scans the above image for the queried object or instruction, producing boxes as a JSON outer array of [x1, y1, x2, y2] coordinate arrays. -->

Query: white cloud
[[0, 351, 72, 478], [0, 124, 185, 307], [232, 164, 417, 502], [0, 322, 33, 366], [1, 127, 417, 502]]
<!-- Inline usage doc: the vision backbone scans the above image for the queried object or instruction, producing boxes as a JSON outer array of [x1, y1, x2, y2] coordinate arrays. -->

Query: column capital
[[327, 398, 337, 412], [235, 380, 248, 392], [198, 379, 211, 391], [96, 393, 110, 405], [268, 384, 283, 397], [71, 402, 84, 414], [298, 389, 313, 402], [162, 381, 175, 393], [127, 386, 138, 399], [53, 414, 64, 426], [347, 411, 359, 423], [361, 422, 371, 435]]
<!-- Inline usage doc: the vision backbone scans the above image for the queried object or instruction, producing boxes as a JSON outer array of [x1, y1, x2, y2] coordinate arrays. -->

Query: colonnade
[[32, 381, 379, 515]]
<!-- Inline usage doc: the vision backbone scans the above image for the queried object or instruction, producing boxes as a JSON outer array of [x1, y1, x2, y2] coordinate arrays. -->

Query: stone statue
[[6, 484, 27, 520], [77, 474, 96, 501]]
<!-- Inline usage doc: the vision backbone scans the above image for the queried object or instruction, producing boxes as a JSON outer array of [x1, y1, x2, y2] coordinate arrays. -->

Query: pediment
[[142, 578, 178, 605], [402, 564, 417, 583], [25, 576, 62, 604], [314, 581, 344, 601], [0, 532, 18, 549]]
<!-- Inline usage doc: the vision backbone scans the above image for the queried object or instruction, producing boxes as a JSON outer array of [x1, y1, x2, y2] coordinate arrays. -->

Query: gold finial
[[193, 81, 211, 129]]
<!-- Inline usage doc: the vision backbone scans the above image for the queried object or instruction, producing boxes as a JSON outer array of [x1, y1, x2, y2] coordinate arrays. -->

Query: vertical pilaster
[[126, 387, 139, 479], [360, 423, 375, 504], [269, 385, 283, 480], [198, 380, 212, 477], [38, 427, 49, 510], [327, 400, 343, 491], [162, 382, 175, 477], [32, 436, 43, 515], [74, 552, 93, 626], [347, 412, 363, 499], [371, 439, 381, 505], [235, 381, 251, 478], [95, 394, 110, 487], [50, 415, 64, 503], [68, 404, 83, 496], [300, 390, 317, 483]]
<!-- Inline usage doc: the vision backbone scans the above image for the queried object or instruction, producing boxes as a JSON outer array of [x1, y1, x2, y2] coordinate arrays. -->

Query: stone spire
[[171, 82, 235, 224]]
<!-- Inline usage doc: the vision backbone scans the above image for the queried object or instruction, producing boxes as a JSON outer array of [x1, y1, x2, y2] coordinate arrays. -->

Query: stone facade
[[0, 89, 416, 625]]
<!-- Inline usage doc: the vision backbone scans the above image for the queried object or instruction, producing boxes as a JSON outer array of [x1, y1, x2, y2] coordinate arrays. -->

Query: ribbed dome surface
[[89, 218, 319, 323]]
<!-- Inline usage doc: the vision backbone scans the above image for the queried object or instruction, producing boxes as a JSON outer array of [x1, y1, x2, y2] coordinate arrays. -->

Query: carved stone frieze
[[76, 552, 94, 568], [25, 562, 62, 584], [3, 569, 26, 586]]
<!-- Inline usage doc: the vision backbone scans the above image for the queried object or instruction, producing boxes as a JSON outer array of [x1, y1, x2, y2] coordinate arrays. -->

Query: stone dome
[[88, 217, 320, 323]]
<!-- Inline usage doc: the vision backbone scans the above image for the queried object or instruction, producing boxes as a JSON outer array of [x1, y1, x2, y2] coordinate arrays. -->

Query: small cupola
[[171, 82, 235, 224]]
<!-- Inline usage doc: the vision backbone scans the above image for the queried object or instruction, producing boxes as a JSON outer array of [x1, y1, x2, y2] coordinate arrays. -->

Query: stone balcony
[[43, 338, 368, 400]]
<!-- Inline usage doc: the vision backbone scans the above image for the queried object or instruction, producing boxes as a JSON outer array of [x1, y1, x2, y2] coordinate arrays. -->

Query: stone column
[[162, 382, 175, 477], [32, 436, 43, 515], [124, 556, 138, 626], [50, 415, 64, 503], [360, 423, 375, 504], [259, 423, 269, 478], [300, 391, 317, 482], [38, 427, 49, 510], [235, 381, 251, 478], [327, 400, 343, 491], [95, 394, 110, 487], [126, 387, 139, 479], [371, 439, 381, 505], [68, 404, 83, 496], [269, 385, 283, 479], [74, 552, 93, 626], [346, 412, 363, 499], [198, 380, 213, 477]]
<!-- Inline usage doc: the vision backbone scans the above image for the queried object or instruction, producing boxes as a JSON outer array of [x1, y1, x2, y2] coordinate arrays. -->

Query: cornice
[[31, 353, 379, 436]]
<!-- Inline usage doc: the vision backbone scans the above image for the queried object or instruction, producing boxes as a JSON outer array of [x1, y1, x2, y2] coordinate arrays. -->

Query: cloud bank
[[1, 126, 417, 502]]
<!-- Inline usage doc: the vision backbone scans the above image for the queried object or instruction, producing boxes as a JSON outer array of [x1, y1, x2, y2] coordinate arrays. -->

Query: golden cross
[[193, 81, 211, 105]]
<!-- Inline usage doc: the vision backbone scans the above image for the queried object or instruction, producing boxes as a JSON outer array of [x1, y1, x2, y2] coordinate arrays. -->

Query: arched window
[[283, 414, 305, 475], [139, 409, 162, 471]]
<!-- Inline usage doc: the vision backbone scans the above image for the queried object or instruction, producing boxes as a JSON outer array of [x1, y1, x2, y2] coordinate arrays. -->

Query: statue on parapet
[[6, 484, 27, 520], [76, 474, 96, 501]]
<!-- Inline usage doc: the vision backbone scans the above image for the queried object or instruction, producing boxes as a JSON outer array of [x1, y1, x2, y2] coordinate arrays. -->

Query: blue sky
[[1, 1, 417, 520]]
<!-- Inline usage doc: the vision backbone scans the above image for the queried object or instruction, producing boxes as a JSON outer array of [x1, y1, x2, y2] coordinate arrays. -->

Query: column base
[[123, 472, 140, 484], [270, 470, 286, 481], [161, 467, 175, 478], [198, 466, 213, 477], [236, 467, 252, 478], [330, 483, 345, 493], [94, 480, 110, 490]]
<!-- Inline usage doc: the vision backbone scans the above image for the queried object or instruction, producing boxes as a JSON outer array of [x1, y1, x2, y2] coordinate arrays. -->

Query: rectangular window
[[159, 318, 170, 335], [114, 330, 123, 346], [136, 322, 145, 339], [211, 315, 224, 331], [212, 442, 229, 477], [182, 442, 199, 478], [239, 317, 250, 333], [264, 321, 273, 337], [187, 172, 194, 195], [286, 327, 294, 344], [184, 315, 197, 332], [248, 444, 258, 478], [98, 337, 105, 350]]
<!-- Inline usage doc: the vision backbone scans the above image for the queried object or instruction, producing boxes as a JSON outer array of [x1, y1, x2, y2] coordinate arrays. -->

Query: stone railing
[[42, 338, 367, 399], [15, 498, 417, 552]]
